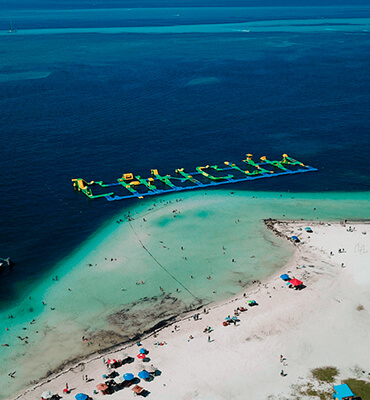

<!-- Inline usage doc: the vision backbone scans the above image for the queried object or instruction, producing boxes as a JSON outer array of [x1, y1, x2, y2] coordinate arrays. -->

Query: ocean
[[0, 2, 369, 398]]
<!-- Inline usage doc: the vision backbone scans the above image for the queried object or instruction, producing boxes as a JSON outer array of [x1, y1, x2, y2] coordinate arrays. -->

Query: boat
[[8, 18, 17, 33], [0, 257, 14, 272]]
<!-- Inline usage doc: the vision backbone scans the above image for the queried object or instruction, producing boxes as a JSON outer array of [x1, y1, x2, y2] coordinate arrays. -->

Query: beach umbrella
[[280, 274, 290, 281], [114, 376, 125, 384], [96, 383, 108, 391], [123, 372, 135, 381], [231, 316, 238, 321], [139, 348, 147, 354], [292, 236, 300, 242], [137, 353, 145, 359], [41, 391, 53, 399], [75, 394, 88, 400], [138, 370, 150, 380], [224, 316, 231, 321]]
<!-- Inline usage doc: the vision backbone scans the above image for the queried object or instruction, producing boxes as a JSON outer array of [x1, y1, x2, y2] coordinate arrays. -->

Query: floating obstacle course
[[72, 154, 317, 202]]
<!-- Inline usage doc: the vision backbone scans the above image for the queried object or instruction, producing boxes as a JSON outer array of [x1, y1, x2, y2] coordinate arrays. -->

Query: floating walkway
[[72, 154, 317, 202]]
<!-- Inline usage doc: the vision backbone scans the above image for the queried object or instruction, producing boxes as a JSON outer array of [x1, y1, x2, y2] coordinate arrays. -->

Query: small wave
[[0, 71, 50, 82], [185, 77, 220, 86]]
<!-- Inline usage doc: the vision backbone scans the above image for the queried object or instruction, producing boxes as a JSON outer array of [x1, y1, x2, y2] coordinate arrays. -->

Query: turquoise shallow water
[[0, 190, 369, 399]]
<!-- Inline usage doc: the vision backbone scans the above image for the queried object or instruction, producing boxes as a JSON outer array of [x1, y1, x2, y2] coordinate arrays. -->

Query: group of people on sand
[[280, 355, 288, 376]]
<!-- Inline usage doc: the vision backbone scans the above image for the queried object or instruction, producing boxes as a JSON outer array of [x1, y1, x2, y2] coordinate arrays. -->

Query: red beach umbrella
[[137, 353, 145, 359], [96, 383, 108, 391]]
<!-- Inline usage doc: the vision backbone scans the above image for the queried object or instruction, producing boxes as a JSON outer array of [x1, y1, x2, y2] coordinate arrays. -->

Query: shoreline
[[14, 219, 370, 400]]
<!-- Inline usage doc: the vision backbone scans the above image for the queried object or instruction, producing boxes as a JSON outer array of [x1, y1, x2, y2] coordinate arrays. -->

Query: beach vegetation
[[291, 381, 333, 400], [311, 366, 339, 383], [343, 378, 370, 399], [356, 304, 365, 311]]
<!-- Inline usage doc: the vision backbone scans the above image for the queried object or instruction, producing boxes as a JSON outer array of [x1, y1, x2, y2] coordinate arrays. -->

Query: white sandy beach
[[15, 220, 370, 400]]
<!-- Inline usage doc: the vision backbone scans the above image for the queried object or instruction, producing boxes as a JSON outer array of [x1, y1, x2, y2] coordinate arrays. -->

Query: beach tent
[[289, 278, 303, 287], [132, 385, 144, 395], [138, 370, 150, 380], [75, 394, 88, 400], [280, 274, 290, 281], [333, 383, 355, 400], [123, 373, 135, 381], [146, 364, 157, 374], [41, 391, 53, 399], [114, 376, 125, 384]]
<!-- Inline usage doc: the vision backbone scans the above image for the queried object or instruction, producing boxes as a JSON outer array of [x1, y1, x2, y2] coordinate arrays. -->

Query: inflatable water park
[[72, 154, 317, 202]]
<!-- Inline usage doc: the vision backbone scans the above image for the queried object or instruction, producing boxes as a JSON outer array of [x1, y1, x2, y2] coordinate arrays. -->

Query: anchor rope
[[128, 220, 199, 302]]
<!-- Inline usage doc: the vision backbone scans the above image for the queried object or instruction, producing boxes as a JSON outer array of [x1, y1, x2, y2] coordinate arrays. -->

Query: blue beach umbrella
[[225, 316, 231, 321], [231, 316, 239, 321], [139, 348, 147, 354], [280, 274, 290, 281], [123, 373, 135, 381], [138, 370, 150, 380], [75, 394, 88, 400]]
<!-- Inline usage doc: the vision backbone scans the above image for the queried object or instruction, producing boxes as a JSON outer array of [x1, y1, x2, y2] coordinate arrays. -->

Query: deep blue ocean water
[[0, 2, 369, 309]]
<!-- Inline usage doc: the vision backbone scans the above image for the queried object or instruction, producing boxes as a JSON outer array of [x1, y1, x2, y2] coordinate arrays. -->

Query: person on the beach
[[280, 370, 284, 376], [280, 355, 283, 362]]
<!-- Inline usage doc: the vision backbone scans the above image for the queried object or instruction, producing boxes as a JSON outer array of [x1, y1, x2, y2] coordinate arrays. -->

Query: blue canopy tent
[[75, 394, 88, 400], [138, 370, 150, 380], [333, 383, 355, 400], [280, 274, 290, 281]]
